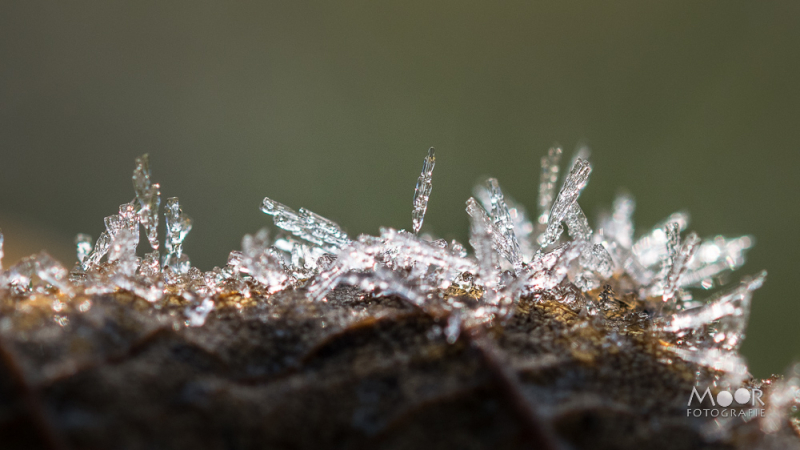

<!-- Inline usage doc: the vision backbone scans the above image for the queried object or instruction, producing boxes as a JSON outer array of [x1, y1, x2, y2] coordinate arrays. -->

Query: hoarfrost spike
[[486, 178, 522, 271], [1, 148, 779, 435], [412, 147, 435, 234], [537, 146, 562, 226], [133, 154, 161, 251], [164, 197, 192, 273], [659, 270, 766, 353], [75, 234, 92, 268], [540, 158, 592, 247], [261, 197, 350, 249]]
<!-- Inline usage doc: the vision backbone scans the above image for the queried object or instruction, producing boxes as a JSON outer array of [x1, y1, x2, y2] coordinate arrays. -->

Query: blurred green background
[[0, 2, 798, 377]]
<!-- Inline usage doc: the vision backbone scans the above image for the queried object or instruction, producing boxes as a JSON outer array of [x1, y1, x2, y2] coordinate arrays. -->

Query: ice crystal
[[1, 146, 793, 443], [536, 146, 562, 226], [133, 154, 161, 251], [412, 147, 436, 234], [261, 197, 350, 250], [540, 157, 591, 246], [163, 197, 192, 271]]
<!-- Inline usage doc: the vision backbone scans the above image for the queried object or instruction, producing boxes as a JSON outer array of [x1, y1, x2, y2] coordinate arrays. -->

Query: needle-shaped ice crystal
[[681, 235, 753, 288], [1, 148, 772, 396], [466, 197, 501, 288], [473, 184, 535, 262], [660, 225, 700, 305], [84, 232, 111, 269], [564, 203, 593, 241], [412, 147, 436, 234], [75, 234, 92, 268], [164, 198, 191, 255], [540, 158, 592, 247], [485, 178, 522, 271], [631, 211, 690, 268], [659, 271, 765, 352], [132, 154, 161, 251], [537, 146, 562, 226], [261, 197, 350, 249], [607, 193, 635, 249]]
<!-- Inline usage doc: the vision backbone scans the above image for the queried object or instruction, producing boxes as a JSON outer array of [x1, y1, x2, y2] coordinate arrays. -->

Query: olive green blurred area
[[0, 2, 798, 377]]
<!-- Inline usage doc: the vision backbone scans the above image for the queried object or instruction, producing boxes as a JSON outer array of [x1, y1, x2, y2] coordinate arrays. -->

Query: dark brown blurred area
[[0, 2, 798, 377]]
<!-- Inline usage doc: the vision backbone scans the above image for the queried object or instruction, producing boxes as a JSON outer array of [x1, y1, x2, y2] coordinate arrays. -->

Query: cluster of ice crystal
[[0, 147, 795, 437]]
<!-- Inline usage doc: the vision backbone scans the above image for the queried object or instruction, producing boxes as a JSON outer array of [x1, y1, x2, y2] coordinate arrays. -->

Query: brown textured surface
[[0, 286, 797, 450]]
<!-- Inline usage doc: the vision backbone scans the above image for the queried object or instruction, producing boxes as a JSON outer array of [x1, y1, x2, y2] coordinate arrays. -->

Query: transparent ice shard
[[681, 235, 753, 288], [537, 146, 562, 226], [239, 228, 290, 293], [568, 144, 591, 173], [485, 178, 522, 271], [564, 203, 592, 241], [631, 211, 690, 268], [659, 271, 766, 352], [108, 228, 139, 277], [84, 231, 111, 269], [75, 234, 93, 268], [132, 154, 161, 251], [606, 192, 635, 250], [473, 183, 535, 262], [412, 147, 436, 234], [660, 225, 700, 304], [523, 242, 582, 292], [137, 251, 161, 278], [261, 197, 350, 250], [163, 197, 192, 273], [5, 255, 36, 293], [466, 197, 501, 285], [34, 252, 73, 296], [164, 198, 192, 257], [540, 158, 592, 247], [306, 241, 379, 302], [579, 243, 614, 279]]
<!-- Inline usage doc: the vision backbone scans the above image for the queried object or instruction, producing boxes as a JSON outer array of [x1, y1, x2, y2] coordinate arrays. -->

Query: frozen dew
[[0, 149, 783, 435]]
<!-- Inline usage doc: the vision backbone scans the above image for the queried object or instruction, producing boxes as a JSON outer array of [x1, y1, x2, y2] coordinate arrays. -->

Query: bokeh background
[[0, 2, 798, 377]]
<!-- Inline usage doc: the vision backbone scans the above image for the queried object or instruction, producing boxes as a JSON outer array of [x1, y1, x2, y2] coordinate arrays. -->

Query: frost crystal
[[133, 154, 161, 251], [75, 233, 92, 267], [0, 147, 788, 441], [412, 147, 435, 234], [164, 197, 192, 273], [537, 146, 562, 226], [540, 158, 591, 246], [261, 197, 350, 250]]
